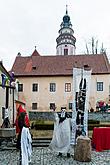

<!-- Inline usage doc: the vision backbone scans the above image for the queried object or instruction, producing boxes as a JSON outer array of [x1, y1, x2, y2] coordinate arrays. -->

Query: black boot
[[67, 153, 70, 158], [58, 152, 62, 156]]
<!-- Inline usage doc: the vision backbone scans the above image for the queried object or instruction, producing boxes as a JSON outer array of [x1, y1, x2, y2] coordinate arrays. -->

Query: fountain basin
[[0, 128, 16, 138]]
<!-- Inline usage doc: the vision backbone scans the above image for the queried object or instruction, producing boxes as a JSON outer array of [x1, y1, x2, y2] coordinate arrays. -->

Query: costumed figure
[[49, 108, 72, 157], [21, 126, 32, 165], [75, 78, 86, 138], [15, 105, 30, 135], [1, 108, 10, 128], [15, 105, 30, 164]]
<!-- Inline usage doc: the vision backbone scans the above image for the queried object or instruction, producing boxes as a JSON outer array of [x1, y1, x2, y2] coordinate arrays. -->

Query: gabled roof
[[10, 51, 110, 77], [31, 48, 40, 56]]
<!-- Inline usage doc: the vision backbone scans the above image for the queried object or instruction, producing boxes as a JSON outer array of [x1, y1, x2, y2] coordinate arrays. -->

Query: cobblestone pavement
[[0, 147, 110, 165]]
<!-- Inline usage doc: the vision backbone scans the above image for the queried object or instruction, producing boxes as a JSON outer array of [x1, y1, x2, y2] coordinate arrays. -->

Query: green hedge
[[89, 124, 110, 130], [88, 120, 100, 124], [33, 124, 54, 130], [32, 123, 110, 130], [31, 119, 110, 131], [31, 120, 54, 130]]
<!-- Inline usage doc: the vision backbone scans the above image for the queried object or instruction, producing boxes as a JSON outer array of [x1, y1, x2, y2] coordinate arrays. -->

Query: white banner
[[71, 68, 91, 145]]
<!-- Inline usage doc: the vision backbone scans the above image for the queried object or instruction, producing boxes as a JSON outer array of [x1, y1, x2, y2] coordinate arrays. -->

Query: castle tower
[[56, 6, 76, 55]]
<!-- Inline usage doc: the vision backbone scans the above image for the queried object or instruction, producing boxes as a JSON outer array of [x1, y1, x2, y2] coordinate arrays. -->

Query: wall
[[89, 74, 110, 110], [0, 70, 6, 125], [18, 76, 73, 112], [0, 70, 18, 126], [18, 73, 110, 112]]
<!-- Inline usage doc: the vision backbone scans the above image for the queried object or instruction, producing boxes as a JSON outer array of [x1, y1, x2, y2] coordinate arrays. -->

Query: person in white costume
[[1, 108, 10, 128], [49, 108, 72, 157], [21, 126, 32, 165]]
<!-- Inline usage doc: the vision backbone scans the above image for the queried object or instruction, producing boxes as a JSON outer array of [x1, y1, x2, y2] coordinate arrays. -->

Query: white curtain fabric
[[71, 68, 91, 145], [21, 127, 32, 165], [49, 113, 71, 153]]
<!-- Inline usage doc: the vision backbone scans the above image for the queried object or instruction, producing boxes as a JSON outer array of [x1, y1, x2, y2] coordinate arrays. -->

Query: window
[[18, 84, 23, 92], [32, 83, 38, 92], [50, 103, 55, 110], [69, 103, 73, 109], [61, 107, 67, 111], [97, 82, 103, 91], [50, 83, 56, 92], [64, 49, 68, 55], [32, 103, 37, 110], [32, 66, 36, 70], [65, 83, 71, 92]]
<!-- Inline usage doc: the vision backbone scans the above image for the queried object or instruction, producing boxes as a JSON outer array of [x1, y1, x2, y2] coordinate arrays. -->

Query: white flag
[[71, 68, 91, 145]]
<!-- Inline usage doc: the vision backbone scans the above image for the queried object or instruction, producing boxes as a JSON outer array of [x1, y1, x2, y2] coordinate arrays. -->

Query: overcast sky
[[0, 0, 110, 71]]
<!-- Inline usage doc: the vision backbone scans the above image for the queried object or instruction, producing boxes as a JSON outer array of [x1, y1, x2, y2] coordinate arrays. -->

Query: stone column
[[74, 135, 91, 162]]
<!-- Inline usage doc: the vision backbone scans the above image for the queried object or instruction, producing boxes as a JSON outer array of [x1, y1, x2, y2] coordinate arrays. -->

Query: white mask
[[61, 109, 66, 118]]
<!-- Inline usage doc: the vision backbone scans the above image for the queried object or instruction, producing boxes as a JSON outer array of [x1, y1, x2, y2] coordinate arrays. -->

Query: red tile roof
[[10, 50, 110, 77], [31, 49, 40, 56]]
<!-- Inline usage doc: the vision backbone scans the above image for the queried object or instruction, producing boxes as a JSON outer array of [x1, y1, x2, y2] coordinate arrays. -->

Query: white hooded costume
[[49, 111, 71, 153], [21, 127, 32, 165]]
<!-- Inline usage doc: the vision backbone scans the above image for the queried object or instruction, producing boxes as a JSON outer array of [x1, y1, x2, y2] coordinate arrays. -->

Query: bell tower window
[[64, 48, 68, 55]]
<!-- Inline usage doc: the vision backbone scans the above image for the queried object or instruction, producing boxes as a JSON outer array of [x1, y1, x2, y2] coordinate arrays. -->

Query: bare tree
[[100, 43, 106, 54], [95, 40, 98, 54], [85, 37, 106, 55], [85, 43, 89, 54], [92, 37, 94, 54]]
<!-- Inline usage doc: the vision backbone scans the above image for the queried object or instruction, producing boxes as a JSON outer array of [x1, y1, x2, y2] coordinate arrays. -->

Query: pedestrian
[[49, 108, 72, 157], [15, 105, 30, 165], [15, 105, 30, 150]]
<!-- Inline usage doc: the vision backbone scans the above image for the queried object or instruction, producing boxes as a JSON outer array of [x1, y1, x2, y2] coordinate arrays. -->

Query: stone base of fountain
[[0, 128, 16, 138]]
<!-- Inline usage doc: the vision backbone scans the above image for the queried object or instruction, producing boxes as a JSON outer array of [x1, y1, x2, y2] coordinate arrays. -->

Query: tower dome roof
[[61, 6, 72, 28], [63, 7, 70, 23], [63, 14, 70, 23]]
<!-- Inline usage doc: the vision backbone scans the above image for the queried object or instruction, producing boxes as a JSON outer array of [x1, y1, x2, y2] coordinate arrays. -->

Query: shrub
[[88, 120, 100, 124], [34, 124, 54, 130], [88, 123, 110, 130], [30, 120, 54, 130]]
